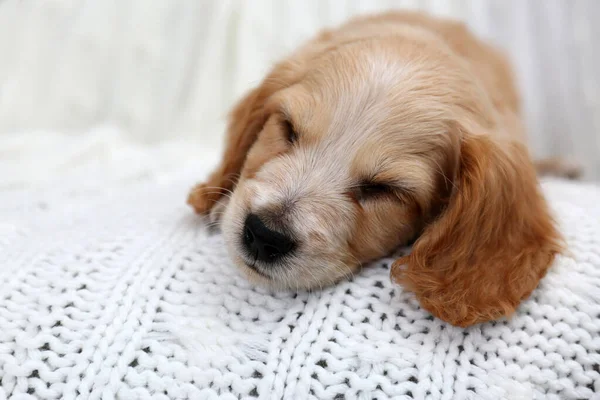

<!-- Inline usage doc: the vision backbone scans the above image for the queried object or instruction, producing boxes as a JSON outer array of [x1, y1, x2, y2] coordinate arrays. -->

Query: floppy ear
[[187, 84, 272, 214], [187, 51, 312, 214], [187, 30, 338, 214], [391, 133, 562, 327]]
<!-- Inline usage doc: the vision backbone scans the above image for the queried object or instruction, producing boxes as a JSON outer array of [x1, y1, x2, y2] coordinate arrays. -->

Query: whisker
[[332, 260, 355, 285], [202, 190, 233, 198], [205, 193, 233, 201], [432, 158, 458, 193], [223, 174, 241, 187], [346, 254, 362, 277], [202, 187, 235, 196], [204, 221, 221, 229], [305, 266, 321, 291], [191, 186, 235, 197], [282, 264, 295, 291]]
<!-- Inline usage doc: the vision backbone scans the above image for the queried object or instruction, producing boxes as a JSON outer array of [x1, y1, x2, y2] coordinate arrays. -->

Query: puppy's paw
[[187, 183, 225, 214], [555, 160, 583, 180], [535, 157, 583, 180]]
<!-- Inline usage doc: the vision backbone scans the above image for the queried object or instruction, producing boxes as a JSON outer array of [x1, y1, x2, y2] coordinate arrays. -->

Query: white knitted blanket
[[1, 172, 600, 400]]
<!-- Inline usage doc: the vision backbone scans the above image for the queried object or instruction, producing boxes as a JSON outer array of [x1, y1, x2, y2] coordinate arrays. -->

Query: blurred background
[[0, 0, 599, 188]]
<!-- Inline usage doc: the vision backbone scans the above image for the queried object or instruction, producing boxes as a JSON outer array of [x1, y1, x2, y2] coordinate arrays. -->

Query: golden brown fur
[[188, 11, 566, 327]]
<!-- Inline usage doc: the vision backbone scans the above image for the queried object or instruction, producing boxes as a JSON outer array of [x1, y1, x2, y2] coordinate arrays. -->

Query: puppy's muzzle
[[243, 213, 296, 263]]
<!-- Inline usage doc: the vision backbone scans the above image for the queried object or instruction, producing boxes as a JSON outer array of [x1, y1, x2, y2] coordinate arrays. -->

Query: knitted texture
[[1, 177, 599, 400]]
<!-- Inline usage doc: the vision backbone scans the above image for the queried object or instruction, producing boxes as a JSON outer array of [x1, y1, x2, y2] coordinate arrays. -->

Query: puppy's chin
[[230, 254, 359, 291], [229, 254, 284, 289]]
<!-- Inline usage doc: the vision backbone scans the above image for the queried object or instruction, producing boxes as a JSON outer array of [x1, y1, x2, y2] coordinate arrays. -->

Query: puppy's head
[[194, 21, 562, 326], [221, 36, 492, 289]]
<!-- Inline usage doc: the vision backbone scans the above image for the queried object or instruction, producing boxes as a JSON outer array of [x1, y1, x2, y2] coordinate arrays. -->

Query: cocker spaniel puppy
[[188, 11, 571, 327]]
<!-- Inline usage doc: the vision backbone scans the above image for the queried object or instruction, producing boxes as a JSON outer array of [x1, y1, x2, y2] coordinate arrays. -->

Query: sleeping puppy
[[187, 11, 571, 327]]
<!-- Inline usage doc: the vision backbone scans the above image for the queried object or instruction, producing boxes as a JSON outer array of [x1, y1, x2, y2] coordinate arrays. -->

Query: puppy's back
[[348, 12, 520, 109]]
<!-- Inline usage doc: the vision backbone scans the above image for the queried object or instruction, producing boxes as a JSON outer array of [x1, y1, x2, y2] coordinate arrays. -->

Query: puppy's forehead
[[290, 52, 403, 144], [291, 48, 441, 135], [277, 45, 447, 171]]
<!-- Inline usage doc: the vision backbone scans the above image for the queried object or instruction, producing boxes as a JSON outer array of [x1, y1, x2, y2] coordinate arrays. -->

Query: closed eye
[[282, 120, 298, 144], [357, 182, 394, 201]]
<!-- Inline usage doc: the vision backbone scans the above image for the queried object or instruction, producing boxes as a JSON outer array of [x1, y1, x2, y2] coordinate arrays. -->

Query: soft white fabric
[[1, 170, 599, 399]]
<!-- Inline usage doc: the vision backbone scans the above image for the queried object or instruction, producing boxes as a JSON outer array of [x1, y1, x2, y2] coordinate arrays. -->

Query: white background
[[0, 0, 598, 182]]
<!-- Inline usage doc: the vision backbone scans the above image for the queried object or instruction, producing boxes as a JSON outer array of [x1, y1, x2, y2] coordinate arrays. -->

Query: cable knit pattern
[[1, 178, 599, 400]]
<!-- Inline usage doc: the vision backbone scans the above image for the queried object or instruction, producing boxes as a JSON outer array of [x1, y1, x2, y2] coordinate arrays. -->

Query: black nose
[[243, 213, 295, 263]]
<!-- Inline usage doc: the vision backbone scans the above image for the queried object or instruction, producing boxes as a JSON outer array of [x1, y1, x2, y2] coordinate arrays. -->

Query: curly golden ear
[[187, 86, 269, 214], [187, 56, 307, 214], [391, 134, 562, 327], [187, 31, 340, 215]]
